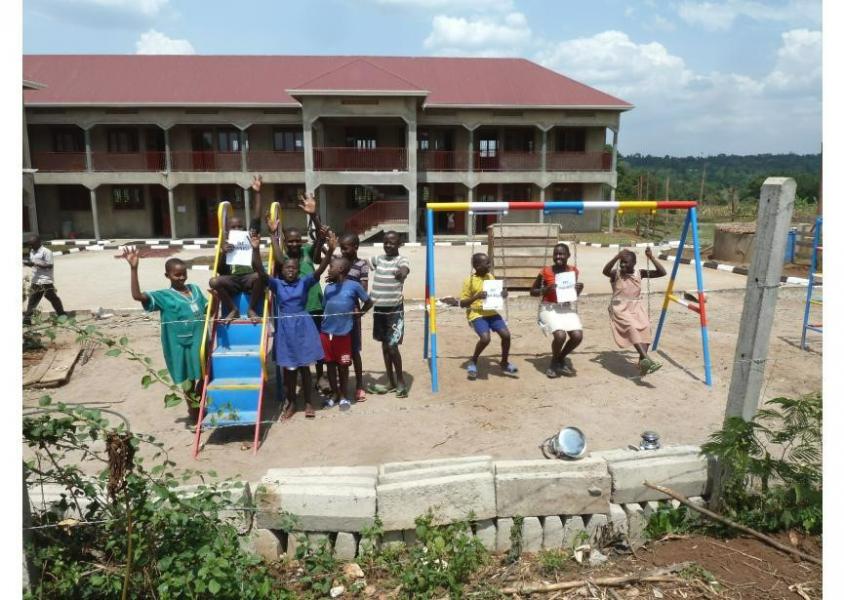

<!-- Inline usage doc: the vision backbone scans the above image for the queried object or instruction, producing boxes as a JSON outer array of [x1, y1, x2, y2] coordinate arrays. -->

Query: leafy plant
[[505, 515, 524, 564], [645, 505, 696, 539], [295, 536, 338, 596], [702, 393, 822, 534], [537, 549, 570, 576]]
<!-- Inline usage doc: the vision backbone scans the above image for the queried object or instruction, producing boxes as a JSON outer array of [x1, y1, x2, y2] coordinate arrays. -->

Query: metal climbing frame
[[800, 216, 822, 350], [423, 200, 713, 392]]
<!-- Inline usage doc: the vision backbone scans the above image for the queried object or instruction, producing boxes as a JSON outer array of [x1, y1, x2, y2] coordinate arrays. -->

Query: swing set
[[422, 200, 713, 392]]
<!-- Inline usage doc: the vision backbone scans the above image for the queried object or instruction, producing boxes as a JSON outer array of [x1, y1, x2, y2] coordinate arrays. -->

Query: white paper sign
[[482, 279, 504, 311], [555, 271, 578, 303], [225, 230, 253, 266]]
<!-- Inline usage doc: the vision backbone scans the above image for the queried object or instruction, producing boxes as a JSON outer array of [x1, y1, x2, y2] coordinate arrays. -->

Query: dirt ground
[[22, 285, 821, 480]]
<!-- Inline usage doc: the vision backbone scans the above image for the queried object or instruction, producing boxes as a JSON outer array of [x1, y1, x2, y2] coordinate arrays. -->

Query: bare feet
[[222, 309, 240, 324], [281, 403, 296, 420], [247, 309, 261, 323]]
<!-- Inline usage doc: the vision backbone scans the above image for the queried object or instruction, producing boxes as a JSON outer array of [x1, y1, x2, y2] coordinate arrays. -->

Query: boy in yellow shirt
[[458, 253, 518, 380]]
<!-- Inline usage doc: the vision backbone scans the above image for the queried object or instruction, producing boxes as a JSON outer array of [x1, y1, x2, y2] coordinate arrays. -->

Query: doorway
[[150, 187, 171, 237]]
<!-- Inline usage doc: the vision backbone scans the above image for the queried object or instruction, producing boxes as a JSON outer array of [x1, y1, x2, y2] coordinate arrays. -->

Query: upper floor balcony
[[416, 150, 611, 172], [313, 147, 407, 171]]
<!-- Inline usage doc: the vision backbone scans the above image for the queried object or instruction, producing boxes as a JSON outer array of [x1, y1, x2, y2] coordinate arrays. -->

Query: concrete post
[[539, 185, 545, 224], [406, 118, 418, 243], [608, 128, 619, 233], [540, 128, 547, 172], [89, 187, 101, 241], [467, 127, 474, 175], [168, 187, 178, 240], [83, 127, 93, 172], [466, 186, 473, 237], [163, 127, 172, 172], [724, 177, 796, 421], [303, 119, 317, 194], [240, 128, 248, 172], [244, 187, 251, 224]]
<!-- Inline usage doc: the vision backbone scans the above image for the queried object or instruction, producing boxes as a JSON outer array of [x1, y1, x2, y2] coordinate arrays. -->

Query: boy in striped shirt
[[367, 231, 410, 398]]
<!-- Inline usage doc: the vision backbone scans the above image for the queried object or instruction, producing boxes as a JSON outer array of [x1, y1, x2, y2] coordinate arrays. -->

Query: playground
[[22, 259, 820, 481]]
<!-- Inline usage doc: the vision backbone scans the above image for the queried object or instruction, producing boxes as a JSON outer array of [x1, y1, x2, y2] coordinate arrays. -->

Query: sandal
[[395, 386, 409, 398], [545, 367, 560, 379], [501, 362, 519, 376], [366, 383, 394, 394], [467, 362, 478, 381], [304, 405, 315, 419], [355, 389, 367, 403]]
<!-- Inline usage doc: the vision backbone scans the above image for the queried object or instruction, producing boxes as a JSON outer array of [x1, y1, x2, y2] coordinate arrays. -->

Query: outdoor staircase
[[344, 200, 409, 241]]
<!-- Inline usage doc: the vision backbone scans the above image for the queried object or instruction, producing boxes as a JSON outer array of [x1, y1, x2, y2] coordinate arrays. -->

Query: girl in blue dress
[[251, 230, 335, 419]]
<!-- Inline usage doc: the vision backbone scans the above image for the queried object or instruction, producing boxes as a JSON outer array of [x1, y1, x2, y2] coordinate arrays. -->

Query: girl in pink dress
[[602, 248, 667, 376]]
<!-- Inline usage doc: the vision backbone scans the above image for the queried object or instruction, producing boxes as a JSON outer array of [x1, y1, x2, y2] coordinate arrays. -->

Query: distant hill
[[616, 153, 821, 204]]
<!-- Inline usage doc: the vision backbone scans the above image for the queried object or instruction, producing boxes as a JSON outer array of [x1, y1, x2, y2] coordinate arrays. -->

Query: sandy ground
[[23, 278, 822, 480], [36, 243, 753, 312]]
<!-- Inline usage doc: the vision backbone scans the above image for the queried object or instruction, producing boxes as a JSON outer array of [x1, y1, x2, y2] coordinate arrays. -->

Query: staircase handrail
[[344, 200, 408, 235]]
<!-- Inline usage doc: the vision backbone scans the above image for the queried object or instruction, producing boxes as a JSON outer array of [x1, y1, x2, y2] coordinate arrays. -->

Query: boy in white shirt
[[23, 235, 67, 324]]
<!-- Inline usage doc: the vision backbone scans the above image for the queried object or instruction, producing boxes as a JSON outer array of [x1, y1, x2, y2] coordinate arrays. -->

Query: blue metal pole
[[426, 208, 439, 392], [801, 216, 822, 349], [653, 210, 692, 350], [689, 207, 713, 386], [423, 221, 430, 360]]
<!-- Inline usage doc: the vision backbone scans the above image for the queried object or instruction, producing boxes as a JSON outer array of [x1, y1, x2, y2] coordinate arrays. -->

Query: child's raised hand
[[223, 243, 234, 253], [644, 246, 654, 259], [249, 232, 261, 249], [326, 230, 338, 250], [267, 216, 280, 234], [501, 289, 508, 298], [251, 174, 263, 193], [122, 245, 140, 268], [298, 192, 317, 215]]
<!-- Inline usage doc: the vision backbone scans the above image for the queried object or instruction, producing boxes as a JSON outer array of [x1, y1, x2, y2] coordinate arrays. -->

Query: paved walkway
[[28, 244, 751, 312]]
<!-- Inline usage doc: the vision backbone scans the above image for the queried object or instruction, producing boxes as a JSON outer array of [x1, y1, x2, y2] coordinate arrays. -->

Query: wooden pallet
[[488, 223, 562, 289], [23, 346, 81, 388]]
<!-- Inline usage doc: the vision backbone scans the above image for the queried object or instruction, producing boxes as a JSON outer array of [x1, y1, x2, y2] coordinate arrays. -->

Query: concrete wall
[[545, 183, 603, 232], [320, 122, 406, 147], [34, 185, 95, 239]]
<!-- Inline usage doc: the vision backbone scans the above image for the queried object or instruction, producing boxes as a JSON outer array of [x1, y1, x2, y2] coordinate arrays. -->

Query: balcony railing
[[417, 150, 469, 171], [344, 200, 409, 235], [314, 147, 407, 171], [246, 150, 305, 171], [30, 152, 87, 172], [91, 151, 166, 171], [170, 151, 242, 172], [546, 151, 612, 171], [474, 151, 542, 171]]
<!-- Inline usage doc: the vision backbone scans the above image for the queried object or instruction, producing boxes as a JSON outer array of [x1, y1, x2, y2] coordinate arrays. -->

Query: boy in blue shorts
[[459, 253, 518, 380], [321, 256, 374, 411]]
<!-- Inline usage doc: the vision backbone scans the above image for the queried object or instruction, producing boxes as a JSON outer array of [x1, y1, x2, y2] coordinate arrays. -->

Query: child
[[23, 234, 67, 325], [602, 247, 667, 376], [251, 231, 335, 419], [459, 252, 517, 380], [209, 175, 265, 323], [530, 243, 584, 378], [122, 247, 207, 418], [321, 256, 373, 411], [339, 232, 370, 402], [367, 231, 410, 398]]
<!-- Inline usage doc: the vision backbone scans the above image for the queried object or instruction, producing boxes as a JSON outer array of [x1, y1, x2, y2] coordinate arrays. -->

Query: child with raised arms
[[530, 242, 584, 378], [339, 232, 370, 402], [458, 252, 518, 380], [602, 247, 667, 376], [122, 247, 207, 419]]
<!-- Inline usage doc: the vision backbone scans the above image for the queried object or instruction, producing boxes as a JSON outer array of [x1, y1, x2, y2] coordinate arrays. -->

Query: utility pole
[[699, 162, 706, 205]]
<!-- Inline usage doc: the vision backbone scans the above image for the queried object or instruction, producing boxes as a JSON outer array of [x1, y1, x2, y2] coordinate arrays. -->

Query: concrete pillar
[[89, 187, 101, 241], [467, 127, 474, 175], [407, 184, 418, 243], [244, 187, 251, 224], [303, 119, 317, 194], [163, 127, 172, 172], [466, 186, 474, 237], [167, 187, 178, 239], [240, 128, 248, 172], [406, 118, 418, 243], [83, 127, 93, 172], [539, 185, 546, 224], [540, 128, 548, 172], [608, 128, 619, 233]]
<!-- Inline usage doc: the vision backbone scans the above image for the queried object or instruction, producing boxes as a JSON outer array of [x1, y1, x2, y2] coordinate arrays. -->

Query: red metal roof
[[22, 55, 632, 109]]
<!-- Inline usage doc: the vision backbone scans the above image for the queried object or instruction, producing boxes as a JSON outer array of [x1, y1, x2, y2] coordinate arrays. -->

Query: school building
[[22, 55, 632, 242]]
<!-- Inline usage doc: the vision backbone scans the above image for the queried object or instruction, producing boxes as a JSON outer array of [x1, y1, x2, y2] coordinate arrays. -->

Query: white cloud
[[135, 29, 195, 54], [423, 12, 532, 56], [373, 0, 513, 9], [677, 0, 821, 31], [650, 14, 677, 32], [765, 28, 822, 93], [27, 0, 172, 28]]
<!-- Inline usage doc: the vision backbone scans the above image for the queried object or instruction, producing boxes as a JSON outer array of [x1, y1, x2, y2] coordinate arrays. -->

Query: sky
[[22, 0, 823, 156]]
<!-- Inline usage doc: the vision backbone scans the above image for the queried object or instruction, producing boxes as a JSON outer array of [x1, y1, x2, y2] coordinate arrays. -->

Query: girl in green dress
[[123, 247, 208, 417]]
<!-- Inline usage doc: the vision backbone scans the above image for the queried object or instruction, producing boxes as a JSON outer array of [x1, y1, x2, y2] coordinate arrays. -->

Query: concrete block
[[522, 517, 543, 553], [595, 445, 709, 504], [262, 466, 378, 482], [585, 513, 608, 545], [307, 532, 330, 549], [474, 519, 496, 551], [561, 516, 586, 548], [334, 532, 358, 560], [608, 504, 628, 537], [403, 529, 418, 546], [687, 496, 707, 522], [642, 500, 663, 521], [542, 516, 563, 550], [623, 503, 647, 548], [285, 532, 305, 556], [255, 482, 376, 532], [379, 456, 492, 476], [242, 528, 282, 562], [378, 461, 492, 484], [358, 535, 377, 557], [376, 472, 496, 530], [494, 458, 611, 517], [670, 499, 681, 510], [175, 481, 253, 528], [382, 530, 405, 549], [496, 517, 514, 552]]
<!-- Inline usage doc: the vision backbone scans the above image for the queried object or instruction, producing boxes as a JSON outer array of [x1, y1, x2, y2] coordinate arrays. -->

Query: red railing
[[314, 147, 407, 171], [246, 151, 305, 171], [344, 201, 409, 235], [30, 152, 87, 172], [546, 151, 612, 171], [91, 151, 166, 171], [417, 150, 469, 171], [170, 151, 242, 171]]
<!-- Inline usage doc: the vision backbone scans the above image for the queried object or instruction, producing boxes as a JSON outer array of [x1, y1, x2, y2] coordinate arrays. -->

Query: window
[[58, 186, 89, 211], [273, 129, 303, 152], [503, 130, 534, 152], [217, 130, 241, 152], [556, 128, 586, 152], [503, 185, 532, 203], [107, 129, 139, 152], [345, 128, 377, 149], [346, 186, 379, 209], [52, 128, 83, 152], [220, 185, 245, 209], [479, 138, 497, 158], [111, 186, 145, 210]]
